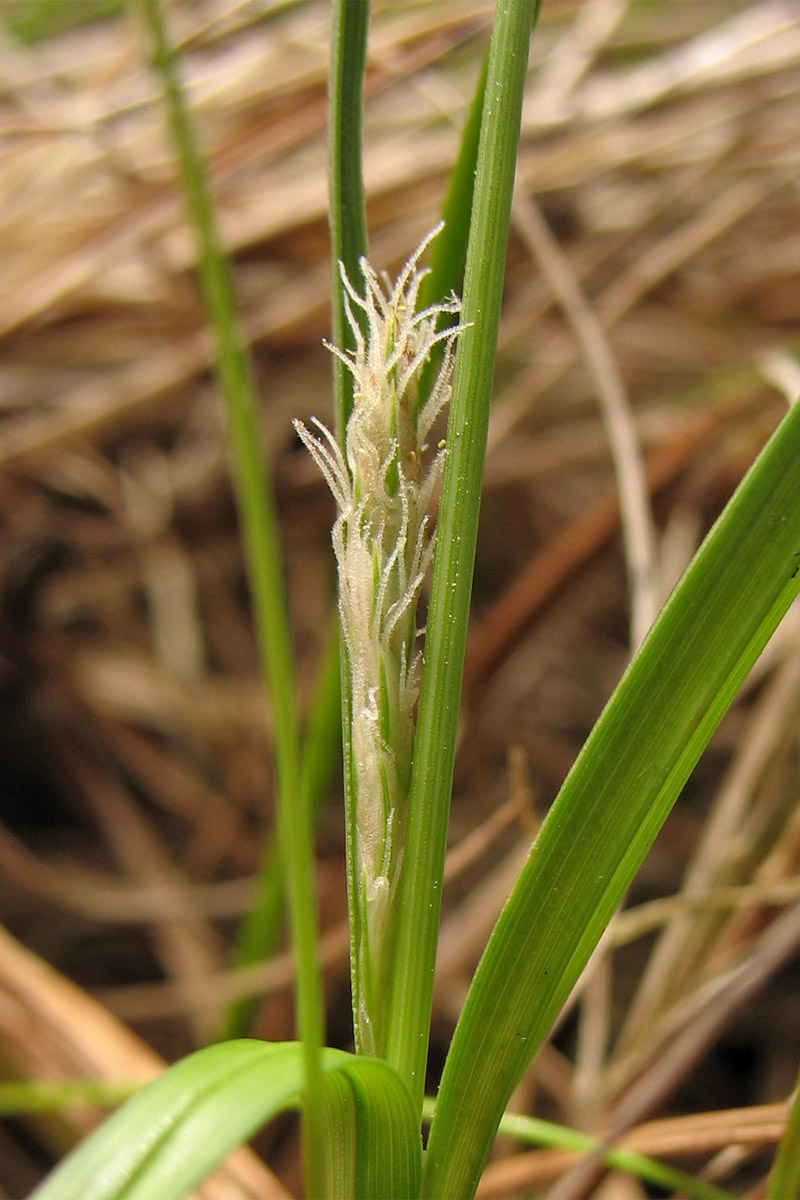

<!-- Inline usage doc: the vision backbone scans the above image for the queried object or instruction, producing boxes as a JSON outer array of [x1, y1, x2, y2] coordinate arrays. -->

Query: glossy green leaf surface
[[32, 1040, 421, 1200], [423, 397, 800, 1199]]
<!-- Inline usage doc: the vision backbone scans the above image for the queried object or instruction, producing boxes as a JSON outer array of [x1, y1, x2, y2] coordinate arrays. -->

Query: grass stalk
[[385, 0, 537, 1108], [328, 0, 369, 438], [137, 1, 325, 1192], [222, 624, 340, 1040], [327, 0, 370, 1053]]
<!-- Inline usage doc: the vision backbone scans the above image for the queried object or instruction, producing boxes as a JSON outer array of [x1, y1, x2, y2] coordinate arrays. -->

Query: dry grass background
[[0, 0, 800, 1196]]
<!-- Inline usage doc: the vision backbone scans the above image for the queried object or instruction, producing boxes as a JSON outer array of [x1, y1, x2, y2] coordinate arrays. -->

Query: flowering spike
[[293, 226, 464, 1055]]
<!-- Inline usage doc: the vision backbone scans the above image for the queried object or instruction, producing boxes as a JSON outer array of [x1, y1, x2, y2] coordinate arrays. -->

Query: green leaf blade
[[386, 0, 536, 1113], [327, 0, 369, 1055], [423, 398, 800, 1199], [31, 1040, 421, 1200], [341, 1058, 422, 1200], [328, 0, 369, 439]]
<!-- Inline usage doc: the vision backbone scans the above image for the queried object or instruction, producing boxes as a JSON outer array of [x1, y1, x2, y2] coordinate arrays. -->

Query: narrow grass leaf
[[31, 1040, 421, 1200], [228, 0, 359, 1040], [223, 625, 341, 1039], [386, 0, 537, 1107], [138, 2, 324, 1189], [328, 0, 369, 438], [423, 397, 800, 1199], [328, 0, 370, 1053], [417, 1, 543, 341]]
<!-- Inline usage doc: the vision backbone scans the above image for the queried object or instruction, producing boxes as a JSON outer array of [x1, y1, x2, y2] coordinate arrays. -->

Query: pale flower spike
[[293, 223, 465, 1055]]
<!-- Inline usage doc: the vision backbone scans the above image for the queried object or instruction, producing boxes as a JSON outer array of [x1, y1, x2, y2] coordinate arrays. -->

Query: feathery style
[[294, 225, 463, 1053]]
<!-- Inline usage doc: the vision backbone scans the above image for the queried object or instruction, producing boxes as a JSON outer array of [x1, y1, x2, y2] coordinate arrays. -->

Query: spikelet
[[294, 224, 463, 1054]]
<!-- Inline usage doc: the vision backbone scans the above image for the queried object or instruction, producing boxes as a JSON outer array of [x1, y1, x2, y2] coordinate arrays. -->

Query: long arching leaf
[[32, 1040, 421, 1200], [424, 396, 800, 1198]]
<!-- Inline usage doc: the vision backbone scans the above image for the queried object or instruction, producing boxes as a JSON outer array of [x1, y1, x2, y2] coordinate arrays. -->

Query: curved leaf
[[32, 1040, 421, 1200], [423, 397, 800, 1198]]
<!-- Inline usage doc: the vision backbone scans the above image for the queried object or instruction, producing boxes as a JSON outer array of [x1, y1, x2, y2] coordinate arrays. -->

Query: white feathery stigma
[[293, 223, 464, 1054]]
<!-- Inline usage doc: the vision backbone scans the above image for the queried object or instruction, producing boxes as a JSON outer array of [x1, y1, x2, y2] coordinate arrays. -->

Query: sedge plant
[[294, 226, 463, 1058], [27, 2, 800, 1198]]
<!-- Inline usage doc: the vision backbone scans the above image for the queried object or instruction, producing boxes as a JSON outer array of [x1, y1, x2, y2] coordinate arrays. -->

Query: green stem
[[138, 2, 325, 1193], [385, 0, 535, 1109], [222, 623, 340, 1041], [328, 0, 369, 439], [327, 0, 369, 1052]]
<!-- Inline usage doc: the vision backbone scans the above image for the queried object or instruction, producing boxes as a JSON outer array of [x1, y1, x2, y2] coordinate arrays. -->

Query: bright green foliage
[[328, 0, 369, 437], [422, 398, 800, 1197], [386, 0, 536, 1110], [30, 1041, 421, 1200]]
